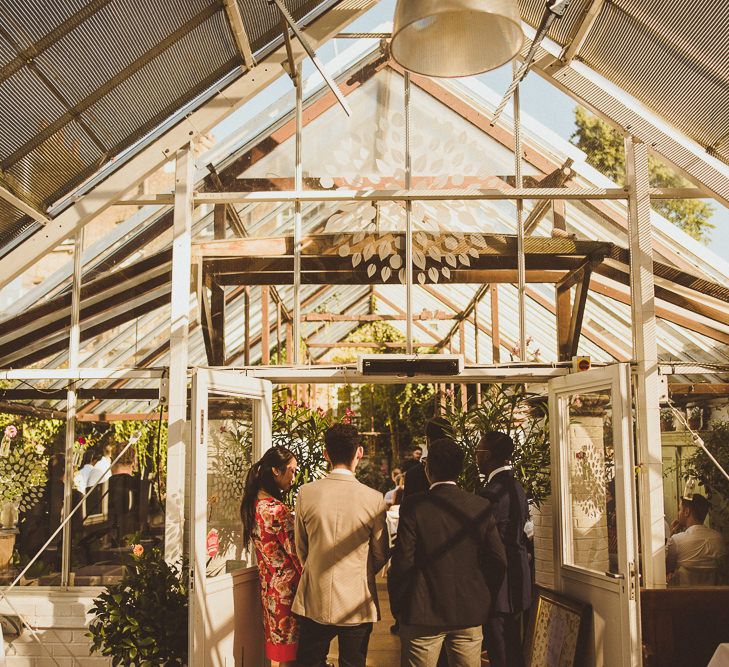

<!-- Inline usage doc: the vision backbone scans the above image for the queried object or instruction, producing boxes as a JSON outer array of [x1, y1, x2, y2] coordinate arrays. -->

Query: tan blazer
[[292, 471, 389, 625]]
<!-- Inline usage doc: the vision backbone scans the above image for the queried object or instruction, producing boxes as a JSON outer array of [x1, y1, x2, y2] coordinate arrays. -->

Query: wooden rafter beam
[[302, 312, 453, 322], [566, 262, 593, 359], [437, 283, 490, 351], [372, 290, 444, 348], [0, 179, 50, 226], [195, 234, 612, 258], [668, 384, 729, 397], [217, 269, 567, 286], [559, 0, 606, 65], [222, 0, 256, 69], [588, 274, 729, 346], [524, 159, 574, 234]]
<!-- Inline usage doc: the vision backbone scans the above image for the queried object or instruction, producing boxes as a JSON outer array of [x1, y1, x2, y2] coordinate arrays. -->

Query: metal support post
[[625, 135, 666, 588], [514, 67, 526, 361], [61, 228, 83, 586], [405, 72, 413, 353], [166, 143, 194, 564], [293, 63, 302, 365]]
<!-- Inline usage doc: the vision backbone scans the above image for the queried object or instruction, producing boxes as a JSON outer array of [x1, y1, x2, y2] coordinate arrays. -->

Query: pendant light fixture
[[391, 0, 524, 77]]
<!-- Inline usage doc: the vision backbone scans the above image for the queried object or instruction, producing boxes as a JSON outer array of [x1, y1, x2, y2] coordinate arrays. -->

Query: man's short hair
[[682, 493, 710, 523], [324, 423, 361, 465], [425, 417, 449, 443], [426, 438, 464, 482], [480, 431, 514, 463]]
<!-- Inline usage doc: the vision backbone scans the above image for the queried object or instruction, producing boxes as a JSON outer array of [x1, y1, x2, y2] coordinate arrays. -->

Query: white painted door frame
[[189, 369, 272, 667], [549, 363, 641, 666]]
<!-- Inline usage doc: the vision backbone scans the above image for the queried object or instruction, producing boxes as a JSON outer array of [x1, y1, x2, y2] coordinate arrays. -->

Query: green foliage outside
[[88, 546, 187, 666], [571, 108, 714, 243], [684, 419, 729, 582], [685, 420, 729, 525], [440, 384, 551, 507]]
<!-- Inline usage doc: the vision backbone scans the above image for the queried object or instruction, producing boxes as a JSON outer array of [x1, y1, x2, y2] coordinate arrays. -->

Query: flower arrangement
[[0, 422, 50, 526], [88, 544, 188, 665]]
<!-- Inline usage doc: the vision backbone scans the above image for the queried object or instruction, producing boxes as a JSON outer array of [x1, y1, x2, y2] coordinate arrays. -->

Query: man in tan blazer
[[293, 423, 389, 667]]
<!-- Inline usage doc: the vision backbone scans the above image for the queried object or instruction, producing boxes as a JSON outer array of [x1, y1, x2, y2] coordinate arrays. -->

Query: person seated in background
[[87, 442, 113, 488], [666, 494, 725, 586], [73, 448, 96, 494], [384, 467, 403, 507]]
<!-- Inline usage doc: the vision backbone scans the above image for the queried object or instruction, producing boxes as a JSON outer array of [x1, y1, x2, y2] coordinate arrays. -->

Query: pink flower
[[5, 425, 17, 439], [132, 544, 144, 557], [77, 436, 86, 445]]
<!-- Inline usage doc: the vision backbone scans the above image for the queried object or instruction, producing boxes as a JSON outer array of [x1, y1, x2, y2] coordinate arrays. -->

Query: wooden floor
[[328, 582, 400, 666]]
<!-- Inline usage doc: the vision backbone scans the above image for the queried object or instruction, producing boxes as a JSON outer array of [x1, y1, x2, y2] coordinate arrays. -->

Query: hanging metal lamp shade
[[390, 0, 524, 77]]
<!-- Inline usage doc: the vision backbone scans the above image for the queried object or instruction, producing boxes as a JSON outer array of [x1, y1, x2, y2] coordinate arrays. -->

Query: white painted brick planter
[[1, 590, 110, 667]]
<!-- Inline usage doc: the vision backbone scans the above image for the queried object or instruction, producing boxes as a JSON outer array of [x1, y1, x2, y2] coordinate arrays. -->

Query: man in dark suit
[[389, 438, 507, 667], [476, 431, 533, 667], [402, 417, 449, 499]]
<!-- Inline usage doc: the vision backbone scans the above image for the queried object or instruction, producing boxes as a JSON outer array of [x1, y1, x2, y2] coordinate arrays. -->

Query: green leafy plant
[[0, 419, 59, 517], [272, 400, 333, 504], [571, 107, 714, 242], [685, 420, 729, 512], [88, 545, 188, 666], [440, 384, 550, 506]]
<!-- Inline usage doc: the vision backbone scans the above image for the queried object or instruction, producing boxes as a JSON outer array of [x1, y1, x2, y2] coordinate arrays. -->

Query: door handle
[[604, 571, 625, 579]]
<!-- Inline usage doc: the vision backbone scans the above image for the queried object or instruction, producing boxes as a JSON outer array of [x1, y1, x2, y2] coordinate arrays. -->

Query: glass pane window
[[564, 389, 618, 575], [205, 393, 255, 577]]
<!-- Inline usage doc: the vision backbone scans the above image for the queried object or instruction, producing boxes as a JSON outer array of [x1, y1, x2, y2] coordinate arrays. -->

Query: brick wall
[[532, 499, 555, 588], [1, 591, 110, 667]]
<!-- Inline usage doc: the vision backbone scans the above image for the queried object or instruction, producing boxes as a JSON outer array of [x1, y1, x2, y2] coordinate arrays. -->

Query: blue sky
[[217, 0, 728, 260]]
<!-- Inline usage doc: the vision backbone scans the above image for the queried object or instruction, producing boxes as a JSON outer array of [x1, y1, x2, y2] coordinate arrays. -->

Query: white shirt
[[330, 468, 354, 476], [87, 456, 111, 488], [487, 465, 512, 484], [667, 523, 726, 586], [429, 481, 457, 490]]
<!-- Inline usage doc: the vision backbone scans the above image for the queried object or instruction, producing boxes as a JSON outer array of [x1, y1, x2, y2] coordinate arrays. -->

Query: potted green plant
[[88, 544, 188, 666], [660, 408, 675, 432], [687, 406, 704, 431]]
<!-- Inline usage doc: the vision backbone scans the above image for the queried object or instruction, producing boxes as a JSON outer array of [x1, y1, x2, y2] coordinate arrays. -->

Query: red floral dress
[[253, 496, 302, 662]]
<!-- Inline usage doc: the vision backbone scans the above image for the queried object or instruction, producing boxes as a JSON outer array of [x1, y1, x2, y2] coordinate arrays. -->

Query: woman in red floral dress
[[241, 446, 301, 666]]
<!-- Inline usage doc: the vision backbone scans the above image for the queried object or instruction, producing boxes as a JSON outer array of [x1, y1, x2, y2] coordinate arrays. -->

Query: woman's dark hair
[[240, 446, 295, 549]]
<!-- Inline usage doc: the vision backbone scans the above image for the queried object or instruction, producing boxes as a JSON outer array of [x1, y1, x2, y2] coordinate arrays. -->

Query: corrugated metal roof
[[0, 0, 338, 252], [518, 0, 729, 164]]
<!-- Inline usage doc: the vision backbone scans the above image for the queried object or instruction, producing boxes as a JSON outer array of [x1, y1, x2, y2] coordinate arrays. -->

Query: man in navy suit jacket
[[476, 431, 533, 667]]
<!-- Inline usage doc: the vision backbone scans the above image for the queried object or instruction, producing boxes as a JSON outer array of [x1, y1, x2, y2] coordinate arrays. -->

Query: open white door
[[549, 364, 641, 666], [190, 370, 272, 667]]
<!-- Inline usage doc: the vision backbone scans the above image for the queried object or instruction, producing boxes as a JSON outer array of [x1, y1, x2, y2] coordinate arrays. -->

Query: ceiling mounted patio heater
[[390, 0, 524, 77], [358, 354, 464, 377]]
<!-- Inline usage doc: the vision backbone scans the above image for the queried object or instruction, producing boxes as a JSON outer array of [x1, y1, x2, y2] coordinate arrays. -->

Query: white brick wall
[[1, 590, 110, 667], [532, 499, 555, 588]]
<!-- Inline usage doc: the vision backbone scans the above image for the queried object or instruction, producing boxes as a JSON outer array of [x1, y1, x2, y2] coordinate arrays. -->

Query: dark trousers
[[297, 616, 373, 667], [484, 612, 525, 667]]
